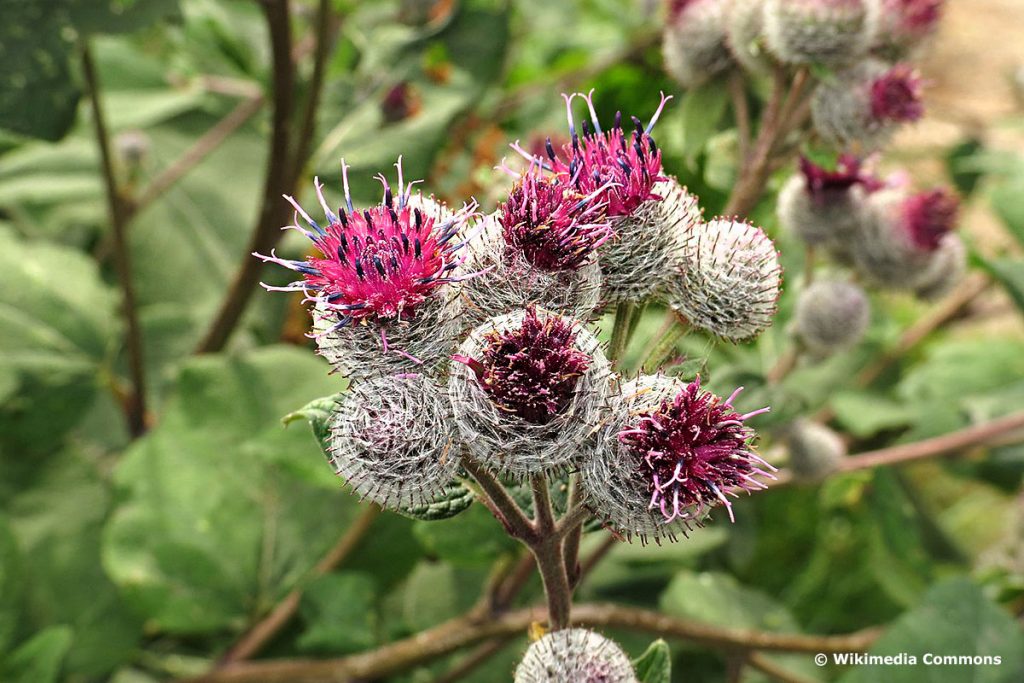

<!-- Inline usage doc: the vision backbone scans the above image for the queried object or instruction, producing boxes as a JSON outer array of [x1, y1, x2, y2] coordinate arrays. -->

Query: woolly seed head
[[459, 214, 601, 328], [515, 629, 636, 683], [329, 373, 460, 512], [582, 375, 774, 542], [811, 59, 923, 152], [600, 176, 702, 303], [449, 307, 612, 479], [663, 0, 733, 88], [764, 0, 881, 65], [786, 419, 846, 480], [256, 158, 476, 328], [667, 218, 781, 342], [499, 168, 612, 272], [513, 90, 670, 219], [793, 279, 871, 355]]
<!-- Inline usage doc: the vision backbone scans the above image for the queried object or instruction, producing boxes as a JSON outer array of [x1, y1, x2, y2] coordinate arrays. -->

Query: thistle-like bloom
[[727, 0, 772, 74], [793, 279, 871, 355], [582, 375, 774, 542], [513, 91, 693, 303], [667, 218, 782, 342], [912, 232, 966, 300], [257, 159, 477, 377], [851, 186, 960, 289], [786, 419, 846, 480], [515, 629, 636, 683], [777, 155, 878, 247], [875, 0, 944, 57], [449, 307, 612, 479], [812, 60, 924, 152], [663, 0, 733, 88], [329, 373, 459, 512], [764, 0, 881, 65]]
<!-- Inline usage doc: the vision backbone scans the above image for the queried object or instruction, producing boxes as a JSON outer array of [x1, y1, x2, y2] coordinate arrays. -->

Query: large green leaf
[[0, 228, 118, 459], [0, 626, 73, 683], [0, 516, 24, 655], [66, 0, 182, 35], [102, 346, 356, 635], [5, 449, 142, 677], [838, 578, 1024, 683], [297, 571, 377, 654]]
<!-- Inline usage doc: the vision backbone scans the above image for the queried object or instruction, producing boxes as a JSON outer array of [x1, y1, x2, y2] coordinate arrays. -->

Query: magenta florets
[[455, 307, 592, 425], [800, 154, 874, 204], [256, 159, 473, 329], [618, 380, 773, 523], [884, 0, 943, 38], [870, 64, 925, 123], [516, 91, 670, 219], [902, 187, 958, 251], [499, 170, 612, 272]]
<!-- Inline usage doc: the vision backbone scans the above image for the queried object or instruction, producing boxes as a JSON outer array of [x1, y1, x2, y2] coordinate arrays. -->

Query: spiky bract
[[777, 156, 875, 248], [514, 629, 636, 683], [667, 218, 781, 342], [764, 0, 881, 65], [449, 308, 612, 479], [328, 373, 459, 512]]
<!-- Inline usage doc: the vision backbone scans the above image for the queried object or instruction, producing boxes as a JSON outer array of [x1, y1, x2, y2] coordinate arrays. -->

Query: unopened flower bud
[[515, 629, 636, 683], [663, 0, 733, 88], [786, 419, 846, 480], [793, 279, 870, 355], [777, 155, 876, 248], [912, 232, 966, 301], [764, 0, 881, 65], [581, 375, 774, 542], [811, 60, 924, 152], [874, 0, 944, 58], [449, 307, 612, 479], [667, 218, 782, 342], [329, 374, 459, 511]]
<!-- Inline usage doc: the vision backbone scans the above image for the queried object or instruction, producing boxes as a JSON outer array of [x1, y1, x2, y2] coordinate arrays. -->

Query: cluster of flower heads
[[664, 0, 939, 152], [257, 91, 783, 541]]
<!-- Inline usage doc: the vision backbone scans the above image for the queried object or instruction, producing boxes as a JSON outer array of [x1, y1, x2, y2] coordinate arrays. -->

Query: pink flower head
[[883, 0, 944, 41], [498, 168, 613, 272], [618, 379, 774, 524], [901, 187, 958, 251], [256, 158, 476, 330], [453, 306, 591, 425], [512, 90, 671, 218], [870, 64, 925, 123]]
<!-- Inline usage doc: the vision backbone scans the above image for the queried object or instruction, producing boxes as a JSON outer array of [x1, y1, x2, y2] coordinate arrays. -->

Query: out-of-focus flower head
[[515, 629, 635, 683], [875, 0, 944, 56], [663, 0, 733, 88], [764, 0, 882, 65]]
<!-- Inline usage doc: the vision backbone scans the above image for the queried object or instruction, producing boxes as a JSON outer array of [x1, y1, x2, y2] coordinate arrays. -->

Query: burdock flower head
[[329, 373, 459, 512], [582, 375, 774, 542], [667, 218, 782, 342], [777, 155, 880, 247], [663, 0, 733, 88], [449, 307, 611, 479], [764, 0, 881, 65], [851, 185, 960, 290], [812, 60, 924, 152], [514, 629, 636, 683], [459, 168, 609, 325], [257, 158, 477, 378], [875, 0, 944, 57], [514, 91, 698, 302], [793, 279, 871, 355]]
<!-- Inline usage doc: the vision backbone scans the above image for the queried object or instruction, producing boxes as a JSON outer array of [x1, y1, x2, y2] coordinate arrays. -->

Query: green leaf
[[632, 639, 671, 683], [678, 78, 730, 167], [399, 561, 483, 633], [66, 0, 182, 35], [0, 228, 118, 459], [297, 572, 377, 654], [838, 578, 1024, 683], [991, 170, 1024, 248], [977, 257, 1024, 316], [831, 391, 917, 439], [0, 626, 73, 683], [283, 392, 345, 452], [402, 481, 475, 521], [0, 516, 24, 655], [7, 448, 142, 677], [102, 346, 357, 635], [660, 571, 799, 632], [0, 5, 80, 141], [412, 504, 518, 566]]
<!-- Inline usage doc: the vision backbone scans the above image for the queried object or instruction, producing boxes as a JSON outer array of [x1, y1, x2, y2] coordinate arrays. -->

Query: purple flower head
[[498, 168, 612, 272], [256, 158, 476, 331], [512, 90, 671, 218], [901, 187, 958, 251], [453, 306, 591, 425], [617, 379, 774, 523], [870, 64, 925, 123], [800, 154, 868, 203], [883, 0, 943, 39]]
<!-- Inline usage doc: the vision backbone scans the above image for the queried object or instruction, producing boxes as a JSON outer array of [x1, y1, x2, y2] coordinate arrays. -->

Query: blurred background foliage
[[1, 0, 1023, 681]]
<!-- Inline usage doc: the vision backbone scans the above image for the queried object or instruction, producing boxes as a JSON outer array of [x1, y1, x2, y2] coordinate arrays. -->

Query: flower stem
[[530, 475, 572, 630], [608, 301, 639, 363]]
